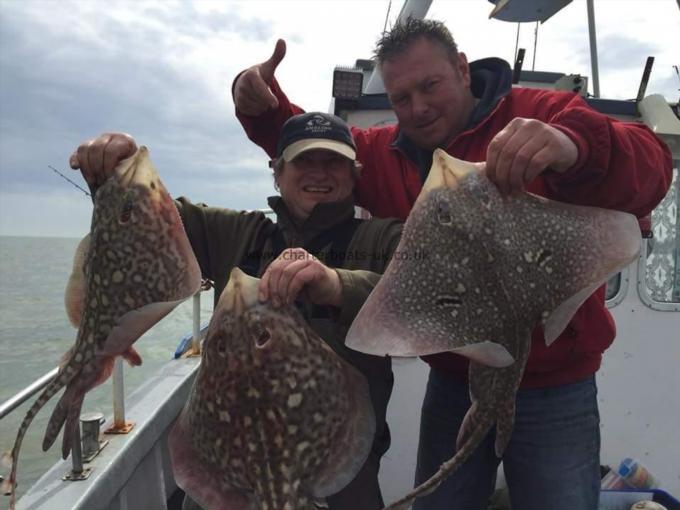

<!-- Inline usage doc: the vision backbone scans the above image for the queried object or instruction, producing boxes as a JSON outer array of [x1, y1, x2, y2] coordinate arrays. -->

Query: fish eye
[[253, 324, 271, 348], [119, 199, 134, 224], [215, 334, 227, 357], [436, 199, 452, 225], [469, 180, 493, 208]]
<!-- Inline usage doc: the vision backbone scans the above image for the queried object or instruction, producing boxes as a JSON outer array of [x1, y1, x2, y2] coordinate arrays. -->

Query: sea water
[[0, 235, 213, 499]]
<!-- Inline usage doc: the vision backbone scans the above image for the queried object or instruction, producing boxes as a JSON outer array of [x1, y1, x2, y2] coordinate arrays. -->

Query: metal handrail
[[0, 289, 206, 422], [0, 287, 207, 483], [0, 367, 59, 420]]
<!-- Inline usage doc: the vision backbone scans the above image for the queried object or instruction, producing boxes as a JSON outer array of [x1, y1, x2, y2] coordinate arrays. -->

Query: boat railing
[[0, 285, 209, 487], [0, 369, 60, 421]]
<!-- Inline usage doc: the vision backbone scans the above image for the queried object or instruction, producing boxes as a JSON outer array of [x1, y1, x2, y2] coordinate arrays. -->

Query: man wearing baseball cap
[[268, 112, 362, 226], [70, 114, 403, 509]]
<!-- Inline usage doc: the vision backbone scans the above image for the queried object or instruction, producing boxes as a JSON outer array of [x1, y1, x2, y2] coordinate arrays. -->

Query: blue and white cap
[[276, 112, 356, 162]]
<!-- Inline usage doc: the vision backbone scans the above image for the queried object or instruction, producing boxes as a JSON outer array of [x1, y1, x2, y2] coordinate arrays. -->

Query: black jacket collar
[[266, 195, 355, 246]]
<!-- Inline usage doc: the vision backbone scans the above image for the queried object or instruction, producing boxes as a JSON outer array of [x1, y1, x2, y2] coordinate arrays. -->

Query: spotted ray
[[169, 267, 375, 510], [346, 149, 640, 509], [2, 147, 201, 508]]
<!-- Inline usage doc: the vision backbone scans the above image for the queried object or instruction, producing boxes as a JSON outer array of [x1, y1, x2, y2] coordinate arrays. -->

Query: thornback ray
[[2, 147, 201, 509], [169, 268, 375, 510], [345, 150, 640, 509]]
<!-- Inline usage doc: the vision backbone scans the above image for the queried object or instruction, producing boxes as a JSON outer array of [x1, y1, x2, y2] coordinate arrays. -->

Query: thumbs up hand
[[234, 39, 287, 116]]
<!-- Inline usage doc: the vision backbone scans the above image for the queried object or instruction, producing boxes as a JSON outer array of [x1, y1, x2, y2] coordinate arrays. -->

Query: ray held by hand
[[347, 150, 640, 509], [3, 148, 201, 509], [169, 268, 376, 510]]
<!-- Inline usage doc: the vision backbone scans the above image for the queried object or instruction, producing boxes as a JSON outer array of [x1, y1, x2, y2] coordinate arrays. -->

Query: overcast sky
[[1, 0, 678, 238]]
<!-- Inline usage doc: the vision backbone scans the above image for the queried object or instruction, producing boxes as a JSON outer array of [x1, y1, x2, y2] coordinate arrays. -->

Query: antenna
[[382, 0, 393, 34], [47, 165, 91, 197], [635, 57, 655, 111], [532, 21, 539, 71], [513, 48, 526, 84]]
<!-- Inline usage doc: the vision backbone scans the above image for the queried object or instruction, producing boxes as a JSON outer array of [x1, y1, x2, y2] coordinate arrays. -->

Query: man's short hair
[[374, 17, 459, 66]]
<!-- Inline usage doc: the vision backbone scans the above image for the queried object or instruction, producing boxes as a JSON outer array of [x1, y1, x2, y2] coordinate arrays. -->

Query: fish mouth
[[223, 268, 260, 316]]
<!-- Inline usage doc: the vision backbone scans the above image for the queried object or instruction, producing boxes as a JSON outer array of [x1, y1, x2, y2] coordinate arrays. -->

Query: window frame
[[636, 164, 679, 311], [637, 237, 680, 311], [605, 269, 629, 309]]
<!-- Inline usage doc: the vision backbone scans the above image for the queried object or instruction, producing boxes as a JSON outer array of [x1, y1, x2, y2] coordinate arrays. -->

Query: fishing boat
[[3, 0, 679, 508]]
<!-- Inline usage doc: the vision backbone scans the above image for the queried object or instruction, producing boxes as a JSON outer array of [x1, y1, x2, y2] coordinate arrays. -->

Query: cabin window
[[605, 274, 621, 301], [642, 165, 679, 304]]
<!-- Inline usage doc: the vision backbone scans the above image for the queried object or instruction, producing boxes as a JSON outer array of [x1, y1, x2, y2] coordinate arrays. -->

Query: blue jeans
[[413, 369, 601, 510]]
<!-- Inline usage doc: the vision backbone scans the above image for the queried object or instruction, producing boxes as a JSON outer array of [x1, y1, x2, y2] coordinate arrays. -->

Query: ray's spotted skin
[[170, 268, 375, 510], [346, 150, 640, 509], [2, 148, 201, 509]]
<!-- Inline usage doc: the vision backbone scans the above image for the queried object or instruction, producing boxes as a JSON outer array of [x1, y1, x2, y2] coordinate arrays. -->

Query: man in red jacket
[[232, 18, 672, 510]]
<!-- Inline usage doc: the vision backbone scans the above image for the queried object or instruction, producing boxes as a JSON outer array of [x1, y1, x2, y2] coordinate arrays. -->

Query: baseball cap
[[276, 112, 356, 162]]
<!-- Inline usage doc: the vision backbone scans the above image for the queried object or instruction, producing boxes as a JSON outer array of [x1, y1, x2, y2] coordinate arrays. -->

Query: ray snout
[[114, 147, 161, 192], [223, 268, 260, 316]]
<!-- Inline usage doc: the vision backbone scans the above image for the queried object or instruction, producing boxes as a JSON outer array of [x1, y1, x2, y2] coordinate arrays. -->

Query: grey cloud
[[572, 33, 660, 72], [287, 34, 304, 45], [646, 64, 680, 102], [143, 3, 273, 42], [0, 0, 277, 236]]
